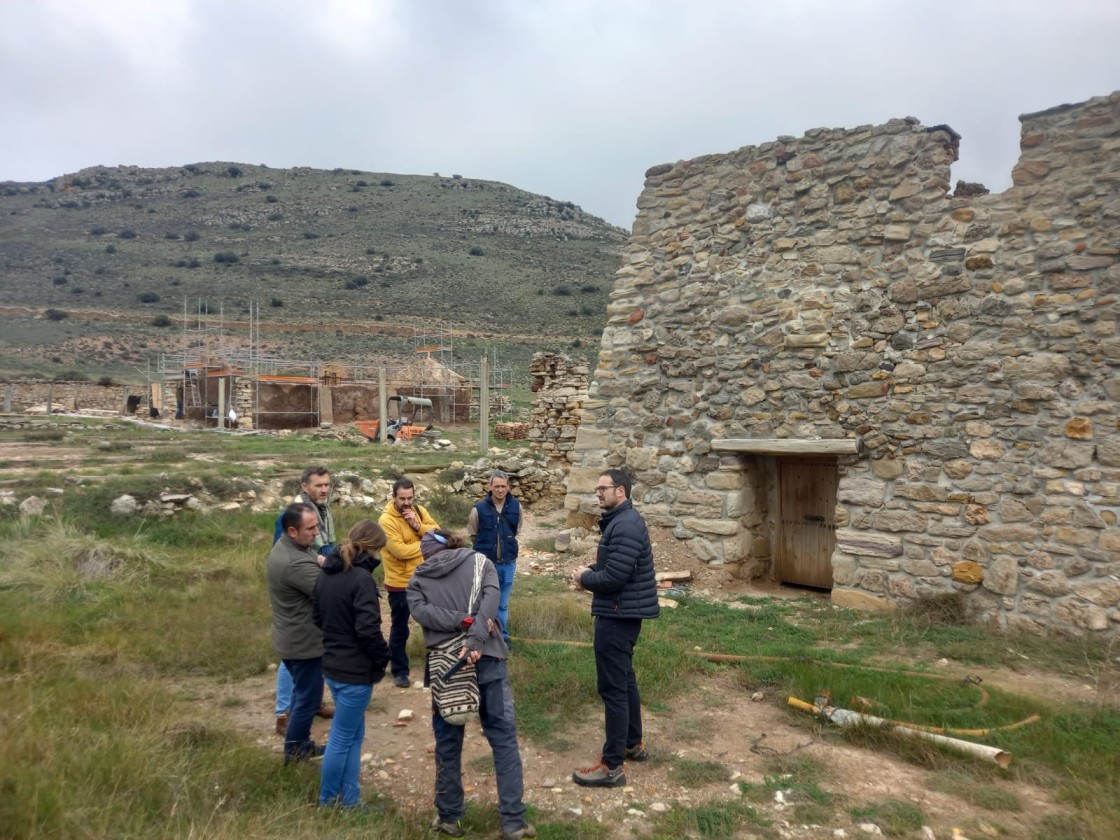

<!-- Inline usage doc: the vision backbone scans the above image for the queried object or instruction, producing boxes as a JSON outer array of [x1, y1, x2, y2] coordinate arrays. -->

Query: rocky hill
[[0, 163, 628, 382]]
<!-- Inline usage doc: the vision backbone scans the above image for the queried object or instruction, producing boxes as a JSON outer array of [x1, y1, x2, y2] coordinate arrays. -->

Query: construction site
[[152, 302, 514, 435]]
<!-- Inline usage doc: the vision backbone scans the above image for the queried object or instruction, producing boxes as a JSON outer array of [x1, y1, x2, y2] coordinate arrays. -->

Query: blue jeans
[[275, 661, 293, 715], [594, 617, 643, 769], [277, 661, 333, 715], [319, 678, 372, 807], [282, 657, 324, 763], [432, 658, 527, 834], [494, 562, 515, 642], [388, 590, 411, 679]]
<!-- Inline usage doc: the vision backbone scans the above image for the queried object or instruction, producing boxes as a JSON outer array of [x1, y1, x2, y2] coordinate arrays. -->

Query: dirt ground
[[190, 500, 1101, 839]]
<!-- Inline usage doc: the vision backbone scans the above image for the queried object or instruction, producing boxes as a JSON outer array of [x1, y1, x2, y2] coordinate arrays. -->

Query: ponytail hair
[[339, 519, 387, 571]]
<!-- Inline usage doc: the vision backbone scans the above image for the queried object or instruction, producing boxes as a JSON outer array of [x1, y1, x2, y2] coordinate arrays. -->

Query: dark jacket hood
[[321, 547, 381, 576]]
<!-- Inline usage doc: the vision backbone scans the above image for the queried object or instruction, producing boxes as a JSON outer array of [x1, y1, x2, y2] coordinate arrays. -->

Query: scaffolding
[[156, 300, 514, 429]]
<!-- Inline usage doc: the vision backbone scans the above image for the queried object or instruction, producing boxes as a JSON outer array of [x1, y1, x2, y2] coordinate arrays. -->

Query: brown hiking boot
[[316, 703, 335, 719], [274, 712, 288, 736]]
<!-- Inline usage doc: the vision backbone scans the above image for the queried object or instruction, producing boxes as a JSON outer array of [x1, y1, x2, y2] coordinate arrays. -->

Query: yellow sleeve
[[380, 512, 421, 564], [416, 505, 440, 535]]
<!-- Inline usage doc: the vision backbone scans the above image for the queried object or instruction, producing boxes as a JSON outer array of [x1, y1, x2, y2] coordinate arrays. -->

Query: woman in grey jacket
[[407, 530, 535, 840]]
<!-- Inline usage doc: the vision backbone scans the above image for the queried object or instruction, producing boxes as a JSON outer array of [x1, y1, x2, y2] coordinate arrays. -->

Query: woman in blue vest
[[467, 470, 521, 646]]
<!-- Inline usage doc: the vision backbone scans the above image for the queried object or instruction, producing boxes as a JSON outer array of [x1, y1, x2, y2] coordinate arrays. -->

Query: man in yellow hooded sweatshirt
[[379, 477, 440, 688]]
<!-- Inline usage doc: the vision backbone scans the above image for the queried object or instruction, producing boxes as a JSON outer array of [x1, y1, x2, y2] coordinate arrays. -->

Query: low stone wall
[[3, 380, 144, 414]]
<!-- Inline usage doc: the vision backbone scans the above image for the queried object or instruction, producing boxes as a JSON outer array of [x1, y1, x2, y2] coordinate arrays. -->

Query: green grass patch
[[849, 798, 925, 836], [671, 758, 730, 787], [927, 769, 1021, 811], [646, 798, 773, 839]]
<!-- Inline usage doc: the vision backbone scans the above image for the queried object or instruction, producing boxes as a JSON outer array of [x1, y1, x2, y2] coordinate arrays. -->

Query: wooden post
[[479, 355, 489, 454], [378, 368, 388, 444], [217, 377, 226, 429], [3, 383, 11, 413], [46, 384, 53, 415]]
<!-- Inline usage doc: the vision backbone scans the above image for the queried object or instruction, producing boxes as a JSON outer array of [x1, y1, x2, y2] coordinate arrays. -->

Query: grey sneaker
[[394, 674, 411, 688], [504, 824, 537, 840], [431, 815, 465, 837], [625, 742, 649, 762], [572, 761, 626, 787]]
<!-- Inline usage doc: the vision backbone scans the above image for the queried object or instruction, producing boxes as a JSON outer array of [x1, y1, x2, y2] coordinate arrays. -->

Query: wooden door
[[777, 458, 838, 589]]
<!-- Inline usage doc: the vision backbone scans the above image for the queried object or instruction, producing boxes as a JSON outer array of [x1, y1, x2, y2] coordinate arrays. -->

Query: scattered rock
[[19, 496, 45, 516], [110, 494, 139, 515]]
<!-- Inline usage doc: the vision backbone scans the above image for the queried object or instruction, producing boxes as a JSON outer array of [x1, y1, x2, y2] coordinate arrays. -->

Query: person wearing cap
[[406, 529, 535, 840], [467, 470, 521, 646], [378, 477, 440, 688]]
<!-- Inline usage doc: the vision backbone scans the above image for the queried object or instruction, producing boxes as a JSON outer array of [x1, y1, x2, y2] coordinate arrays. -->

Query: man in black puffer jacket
[[569, 468, 659, 788]]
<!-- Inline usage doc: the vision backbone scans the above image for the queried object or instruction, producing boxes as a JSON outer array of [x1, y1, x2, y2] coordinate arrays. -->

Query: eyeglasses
[[594, 485, 617, 494]]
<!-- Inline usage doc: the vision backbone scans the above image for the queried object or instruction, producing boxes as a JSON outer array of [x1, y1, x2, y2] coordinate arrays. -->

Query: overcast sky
[[2, 0, 1117, 228]]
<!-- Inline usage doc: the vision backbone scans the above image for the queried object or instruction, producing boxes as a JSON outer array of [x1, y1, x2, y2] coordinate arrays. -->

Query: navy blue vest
[[473, 494, 520, 564]]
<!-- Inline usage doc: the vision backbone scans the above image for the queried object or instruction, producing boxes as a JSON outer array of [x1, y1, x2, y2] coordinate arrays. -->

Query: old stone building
[[565, 91, 1120, 636]]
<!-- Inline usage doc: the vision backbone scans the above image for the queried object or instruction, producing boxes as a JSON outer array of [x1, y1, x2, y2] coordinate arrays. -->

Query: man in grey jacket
[[267, 503, 327, 764], [407, 530, 535, 840]]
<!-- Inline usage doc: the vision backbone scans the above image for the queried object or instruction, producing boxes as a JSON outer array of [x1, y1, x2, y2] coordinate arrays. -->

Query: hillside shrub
[[469, 246, 485, 257], [303, 231, 320, 240], [379, 179, 394, 187], [213, 252, 239, 264], [52, 276, 67, 285], [117, 229, 137, 239], [580, 284, 600, 294], [227, 166, 242, 178], [265, 194, 278, 203], [183, 231, 200, 242], [267, 213, 283, 222], [138, 292, 160, 304], [270, 298, 283, 307], [44, 308, 68, 321], [88, 226, 108, 236], [164, 232, 180, 240], [151, 315, 172, 327], [97, 376, 114, 386], [551, 284, 572, 296], [104, 244, 116, 254]]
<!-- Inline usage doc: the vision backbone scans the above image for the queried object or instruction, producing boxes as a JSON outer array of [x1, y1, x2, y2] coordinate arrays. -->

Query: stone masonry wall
[[4, 380, 143, 414], [528, 351, 590, 466], [565, 92, 1120, 637]]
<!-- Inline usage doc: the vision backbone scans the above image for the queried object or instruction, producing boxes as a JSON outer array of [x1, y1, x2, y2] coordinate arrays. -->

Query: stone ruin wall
[[528, 351, 590, 466], [4, 380, 144, 414], [564, 91, 1120, 637]]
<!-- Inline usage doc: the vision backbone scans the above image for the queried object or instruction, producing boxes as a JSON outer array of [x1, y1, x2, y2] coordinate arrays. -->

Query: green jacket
[[267, 534, 324, 660]]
